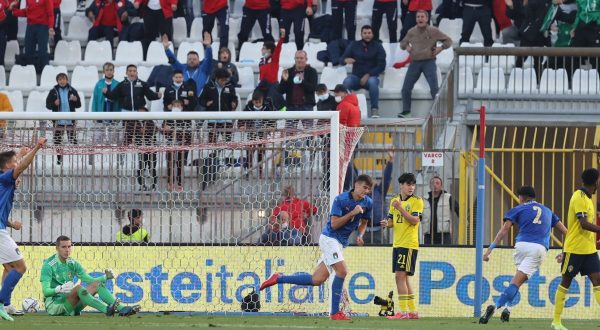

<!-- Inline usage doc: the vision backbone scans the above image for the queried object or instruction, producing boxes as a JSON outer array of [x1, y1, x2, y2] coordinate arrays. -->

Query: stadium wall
[[13, 246, 599, 318]]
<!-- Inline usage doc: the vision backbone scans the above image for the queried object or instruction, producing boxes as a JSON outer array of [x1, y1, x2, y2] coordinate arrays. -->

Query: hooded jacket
[[336, 94, 361, 127], [105, 77, 160, 111]]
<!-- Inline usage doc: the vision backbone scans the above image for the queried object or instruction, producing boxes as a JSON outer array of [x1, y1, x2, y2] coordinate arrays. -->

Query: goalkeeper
[[40, 235, 140, 316]]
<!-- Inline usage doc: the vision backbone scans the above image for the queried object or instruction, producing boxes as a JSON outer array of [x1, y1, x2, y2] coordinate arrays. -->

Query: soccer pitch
[[7, 314, 597, 330]]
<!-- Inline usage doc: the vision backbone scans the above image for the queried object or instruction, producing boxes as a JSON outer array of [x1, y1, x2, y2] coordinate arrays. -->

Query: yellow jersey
[[388, 194, 424, 249], [564, 189, 597, 254]]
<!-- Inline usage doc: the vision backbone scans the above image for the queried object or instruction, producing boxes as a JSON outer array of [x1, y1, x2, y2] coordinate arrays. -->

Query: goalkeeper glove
[[104, 269, 115, 280], [55, 281, 75, 294]]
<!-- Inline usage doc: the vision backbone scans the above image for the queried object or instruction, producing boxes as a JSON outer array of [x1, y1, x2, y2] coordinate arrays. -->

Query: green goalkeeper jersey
[[40, 254, 106, 305]]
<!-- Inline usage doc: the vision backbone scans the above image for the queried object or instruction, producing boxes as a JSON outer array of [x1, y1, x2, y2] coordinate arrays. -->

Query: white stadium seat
[[458, 66, 474, 94], [382, 67, 405, 93], [507, 68, 537, 94], [82, 40, 112, 66], [8, 65, 37, 93], [115, 41, 143, 65], [356, 93, 368, 119], [304, 42, 326, 70], [238, 42, 263, 66], [26, 90, 47, 112], [319, 66, 348, 90], [172, 17, 188, 47], [237, 66, 255, 95], [60, 0, 77, 21], [52, 40, 82, 68], [2, 90, 23, 112], [0, 66, 5, 88], [138, 66, 152, 81], [71, 66, 100, 93], [474, 67, 505, 94], [279, 43, 298, 68], [572, 69, 599, 95], [489, 43, 516, 72], [4, 40, 19, 68], [145, 41, 172, 66], [39, 65, 68, 90], [439, 19, 463, 46], [64, 16, 93, 45], [75, 91, 86, 112], [188, 18, 203, 42], [540, 68, 569, 94], [17, 18, 26, 43]]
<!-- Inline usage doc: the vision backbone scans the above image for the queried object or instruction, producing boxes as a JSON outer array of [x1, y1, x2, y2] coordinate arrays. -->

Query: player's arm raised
[[484, 220, 513, 261], [13, 137, 46, 180], [330, 205, 363, 230]]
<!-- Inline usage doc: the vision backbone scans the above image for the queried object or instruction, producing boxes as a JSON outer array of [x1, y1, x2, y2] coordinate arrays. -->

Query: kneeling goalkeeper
[[40, 235, 140, 316]]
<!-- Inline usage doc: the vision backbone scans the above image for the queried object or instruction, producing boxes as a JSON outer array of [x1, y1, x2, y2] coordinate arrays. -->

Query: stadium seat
[[138, 66, 152, 81], [17, 18, 26, 43], [26, 90, 47, 112], [115, 41, 143, 65], [145, 41, 172, 66], [188, 18, 203, 41], [231, 0, 244, 18], [488, 43, 515, 72], [0, 66, 5, 88], [114, 66, 126, 81], [356, 93, 368, 119], [8, 65, 37, 93], [439, 19, 463, 45], [459, 42, 484, 74], [75, 91, 86, 112], [64, 16, 93, 45], [81, 40, 112, 66], [304, 42, 326, 70], [319, 67, 348, 89], [382, 67, 405, 94], [150, 98, 163, 113], [436, 47, 454, 73], [172, 17, 187, 47], [4, 40, 19, 68], [51, 40, 82, 68], [572, 69, 599, 94], [71, 66, 100, 93], [279, 43, 298, 68], [238, 42, 263, 66], [457, 66, 474, 94], [474, 67, 505, 93], [177, 41, 203, 64], [237, 66, 255, 95], [506, 68, 537, 94], [228, 18, 241, 46], [356, 0, 374, 19], [60, 0, 77, 22], [2, 90, 23, 112], [38, 65, 68, 90], [540, 68, 569, 94], [471, 21, 497, 44]]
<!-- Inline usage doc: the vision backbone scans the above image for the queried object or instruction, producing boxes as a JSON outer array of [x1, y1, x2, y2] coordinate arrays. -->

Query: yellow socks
[[553, 285, 568, 324]]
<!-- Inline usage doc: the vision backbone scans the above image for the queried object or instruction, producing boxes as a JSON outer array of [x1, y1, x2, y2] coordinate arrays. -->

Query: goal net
[[1, 111, 364, 314]]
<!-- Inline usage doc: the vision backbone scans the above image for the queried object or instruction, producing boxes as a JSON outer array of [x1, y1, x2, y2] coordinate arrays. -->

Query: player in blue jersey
[[259, 174, 374, 321], [479, 186, 567, 324], [0, 137, 47, 321]]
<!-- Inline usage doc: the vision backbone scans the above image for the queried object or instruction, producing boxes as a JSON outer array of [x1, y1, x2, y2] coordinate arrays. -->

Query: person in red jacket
[[87, 0, 123, 48], [400, 0, 432, 40], [237, 0, 273, 51], [279, 0, 313, 50], [372, 0, 398, 42], [257, 28, 285, 110], [333, 84, 361, 127], [202, 0, 228, 50], [0, 0, 9, 66], [134, 0, 176, 54], [271, 185, 318, 243], [10, 0, 54, 72]]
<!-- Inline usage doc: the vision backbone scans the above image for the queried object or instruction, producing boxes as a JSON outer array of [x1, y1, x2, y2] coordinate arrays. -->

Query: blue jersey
[[0, 170, 16, 230], [322, 191, 373, 247], [503, 200, 560, 250]]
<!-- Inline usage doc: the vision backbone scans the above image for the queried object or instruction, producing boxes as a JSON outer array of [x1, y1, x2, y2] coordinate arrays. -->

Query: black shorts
[[561, 252, 600, 277], [393, 247, 418, 276]]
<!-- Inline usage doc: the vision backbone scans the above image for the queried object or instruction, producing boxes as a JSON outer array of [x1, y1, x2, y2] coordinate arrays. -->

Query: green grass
[[6, 314, 600, 330]]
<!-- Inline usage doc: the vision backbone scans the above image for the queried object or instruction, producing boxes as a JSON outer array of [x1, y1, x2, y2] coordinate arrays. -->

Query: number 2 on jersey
[[532, 206, 542, 224]]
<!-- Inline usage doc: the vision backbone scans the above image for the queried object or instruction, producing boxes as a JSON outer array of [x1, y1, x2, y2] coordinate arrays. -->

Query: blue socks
[[496, 283, 519, 308], [331, 276, 345, 314], [277, 274, 314, 286], [0, 270, 23, 306]]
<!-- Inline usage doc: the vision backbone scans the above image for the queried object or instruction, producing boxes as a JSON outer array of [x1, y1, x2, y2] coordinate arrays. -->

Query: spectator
[[181, 0, 193, 33], [316, 38, 350, 66], [87, 0, 122, 48], [202, 0, 228, 50], [399, 10, 451, 118], [434, 0, 463, 25], [422, 176, 459, 245], [280, 0, 313, 50], [271, 186, 318, 243], [91, 62, 120, 165], [316, 83, 338, 110], [372, 0, 399, 42], [237, 0, 274, 51], [331, 0, 357, 41], [459, 0, 494, 47], [260, 211, 302, 246], [163, 32, 211, 97], [46, 73, 81, 165], [333, 84, 361, 127], [11, 0, 54, 72], [116, 209, 150, 242], [211, 47, 239, 87], [118, 0, 144, 42], [134, 0, 176, 54], [400, 0, 433, 40], [542, 2, 577, 75], [199, 67, 238, 142], [0, 92, 12, 140], [242, 89, 274, 177], [342, 25, 386, 118], [278, 50, 318, 112], [134, 106, 158, 191], [257, 28, 285, 110], [0, 0, 10, 66], [52, 0, 61, 45], [163, 70, 196, 191]]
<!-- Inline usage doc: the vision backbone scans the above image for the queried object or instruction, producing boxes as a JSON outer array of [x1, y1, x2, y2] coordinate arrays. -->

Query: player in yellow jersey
[[380, 172, 424, 320], [552, 168, 600, 330]]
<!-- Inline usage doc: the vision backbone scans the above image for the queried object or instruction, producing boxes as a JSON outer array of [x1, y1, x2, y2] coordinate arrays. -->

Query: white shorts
[[0, 230, 23, 264], [318, 234, 345, 272], [513, 241, 546, 278]]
